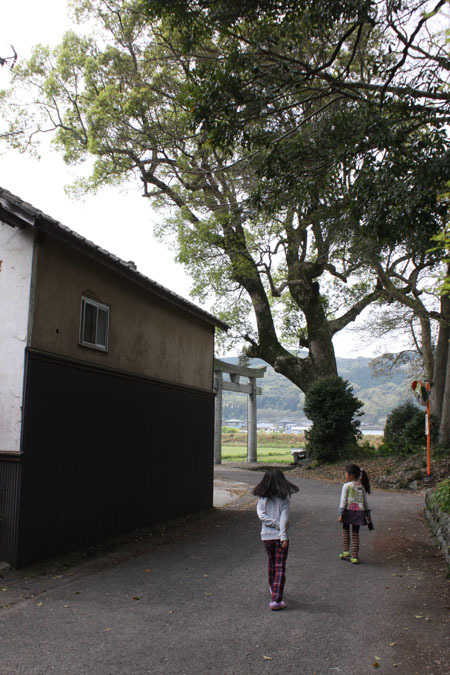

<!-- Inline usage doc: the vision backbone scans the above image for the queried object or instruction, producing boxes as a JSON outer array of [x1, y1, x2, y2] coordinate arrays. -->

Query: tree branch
[[328, 288, 382, 336]]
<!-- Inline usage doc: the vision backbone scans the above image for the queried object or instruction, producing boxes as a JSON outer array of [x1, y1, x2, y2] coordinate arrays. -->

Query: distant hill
[[219, 355, 413, 428]]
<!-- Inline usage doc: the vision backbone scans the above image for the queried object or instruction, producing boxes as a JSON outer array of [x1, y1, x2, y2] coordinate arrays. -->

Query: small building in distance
[[257, 422, 277, 433], [0, 187, 227, 568], [224, 419, 245, 429]]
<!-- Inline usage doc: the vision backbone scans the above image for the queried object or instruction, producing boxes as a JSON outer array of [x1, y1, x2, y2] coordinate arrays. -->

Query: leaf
[[168, 610, 174, 614], [415, 615, 423, 619], [390, 642, 397, 647], [373, 662, 380, 669], [263, 656, 273, 661], [132, 596, 141, 601]]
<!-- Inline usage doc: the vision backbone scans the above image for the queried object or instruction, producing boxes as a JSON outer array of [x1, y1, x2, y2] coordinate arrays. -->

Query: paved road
[[0, 467, 448, 675]]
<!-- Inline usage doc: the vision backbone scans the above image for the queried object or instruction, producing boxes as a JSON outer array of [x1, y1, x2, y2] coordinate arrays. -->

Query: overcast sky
[[0, 0, 410, 359], [0, 2, 189, 297]]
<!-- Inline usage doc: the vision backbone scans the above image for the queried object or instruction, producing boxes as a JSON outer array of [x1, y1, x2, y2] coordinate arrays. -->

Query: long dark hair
[[252, 468, 299, 499], [346, 463, 371, 494]]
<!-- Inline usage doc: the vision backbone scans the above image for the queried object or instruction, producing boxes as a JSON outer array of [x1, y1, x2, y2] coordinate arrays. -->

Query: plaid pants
[[264, 539, 289, 603]]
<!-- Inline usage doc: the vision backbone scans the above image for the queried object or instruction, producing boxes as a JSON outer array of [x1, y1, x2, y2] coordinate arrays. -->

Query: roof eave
[[0, 187, 229, 332]]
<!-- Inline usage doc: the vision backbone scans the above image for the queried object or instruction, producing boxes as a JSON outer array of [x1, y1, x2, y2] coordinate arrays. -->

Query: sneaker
[[269, 601, 286, 611], [339, 551, 350, 560], [350, 557, 360, 564]]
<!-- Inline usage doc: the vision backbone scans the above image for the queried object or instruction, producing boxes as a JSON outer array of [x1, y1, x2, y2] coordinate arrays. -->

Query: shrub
[[304, 376, 363, 463], [222, 426, 240, 434], [384, 402, 437, 453], [355, 440, 394, 459], [429, 479, 450, 514]]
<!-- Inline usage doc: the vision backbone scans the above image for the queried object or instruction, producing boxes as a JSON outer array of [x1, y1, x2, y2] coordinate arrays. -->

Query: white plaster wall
[[0, 222, 33, 451]]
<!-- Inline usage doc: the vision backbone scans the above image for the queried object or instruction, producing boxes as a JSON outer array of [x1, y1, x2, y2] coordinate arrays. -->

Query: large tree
[[0, 0, 387, 392], [0, 0, 448, 440], [147, 0, 450, 445], [150, 0, 449, 139]]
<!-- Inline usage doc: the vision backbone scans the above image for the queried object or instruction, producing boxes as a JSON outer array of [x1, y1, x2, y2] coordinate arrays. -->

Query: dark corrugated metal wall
[[0, 455, 22, 567], [8, 349, 214, 568]]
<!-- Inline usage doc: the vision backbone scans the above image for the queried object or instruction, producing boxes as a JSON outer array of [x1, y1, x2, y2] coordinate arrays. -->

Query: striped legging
[[342, 523, 360, 558]]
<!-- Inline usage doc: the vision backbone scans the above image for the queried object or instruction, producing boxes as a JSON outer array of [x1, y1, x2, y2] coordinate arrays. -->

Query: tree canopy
[[0, 0, 448, 413]]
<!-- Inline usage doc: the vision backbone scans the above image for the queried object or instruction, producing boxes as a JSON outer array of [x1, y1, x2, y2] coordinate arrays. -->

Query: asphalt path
[[0, 467, 448, 675]]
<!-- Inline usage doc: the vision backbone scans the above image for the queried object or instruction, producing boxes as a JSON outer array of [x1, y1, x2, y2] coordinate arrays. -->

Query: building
[[224, 419, 245, 429], [0, 187, 227, 568]]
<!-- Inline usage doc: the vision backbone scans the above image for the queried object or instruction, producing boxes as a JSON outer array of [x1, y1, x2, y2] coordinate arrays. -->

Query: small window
[[80, 297, 110, 351]]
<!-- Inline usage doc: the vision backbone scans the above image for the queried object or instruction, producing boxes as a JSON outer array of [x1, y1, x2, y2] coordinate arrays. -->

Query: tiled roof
[[0, 186, 228, 331]]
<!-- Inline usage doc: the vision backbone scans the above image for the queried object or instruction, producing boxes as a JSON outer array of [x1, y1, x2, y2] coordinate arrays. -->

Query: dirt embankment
[[290, 453, 450, 491]]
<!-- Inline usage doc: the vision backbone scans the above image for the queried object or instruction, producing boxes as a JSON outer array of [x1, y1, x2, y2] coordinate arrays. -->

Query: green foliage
[[145, 0, 450, 403], [1, 0, 448, 406], [221, 426, 239, 434], [352, 439, 394, 459], [431, 222, 450, 295], [384, 402, 420, 450], [303, 376, 363, 462], [221, 354, 412, 426], [348, 127, 450, 255], [429, 479, 450, 514], [383, 402, 438, 454]]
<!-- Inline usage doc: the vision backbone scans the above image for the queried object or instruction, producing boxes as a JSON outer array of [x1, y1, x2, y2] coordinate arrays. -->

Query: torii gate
[[213, 358, 266, 464]]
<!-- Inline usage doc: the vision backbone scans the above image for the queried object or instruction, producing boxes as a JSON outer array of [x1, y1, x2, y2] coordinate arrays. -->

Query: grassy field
[[221, 445, 295, 464], [220, 431, 383, 464], [221, 432, 305, 464], [222, 432, 305, 447]]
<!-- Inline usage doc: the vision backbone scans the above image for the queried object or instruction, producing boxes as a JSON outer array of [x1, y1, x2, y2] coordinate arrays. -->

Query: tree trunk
[[420, 316, 434, 382], [438, 339, 450, 448], [430, 288, 450, 449], [246, 314, 338, 394], [227, 221, 339, 393], [244, 287, 339, 393], [430, 294, 450, 422], [266, 279, 338, 392]]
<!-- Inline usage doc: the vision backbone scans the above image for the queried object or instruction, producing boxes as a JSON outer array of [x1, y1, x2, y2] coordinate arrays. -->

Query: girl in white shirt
[[252, 468, 299, 610], [338, 463, 372, 564]]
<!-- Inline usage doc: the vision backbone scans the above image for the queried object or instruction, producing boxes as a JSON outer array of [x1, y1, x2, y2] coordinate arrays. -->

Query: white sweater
[[339, 480, 370, 515], [256, 496, 291, 541]]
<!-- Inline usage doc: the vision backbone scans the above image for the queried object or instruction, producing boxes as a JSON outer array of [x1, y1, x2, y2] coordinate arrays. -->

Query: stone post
[[247, 377, 257, 462]]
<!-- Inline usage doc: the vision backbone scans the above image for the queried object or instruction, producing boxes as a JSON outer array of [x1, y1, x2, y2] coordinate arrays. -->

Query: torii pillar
[[213, 358, 266, 464]]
